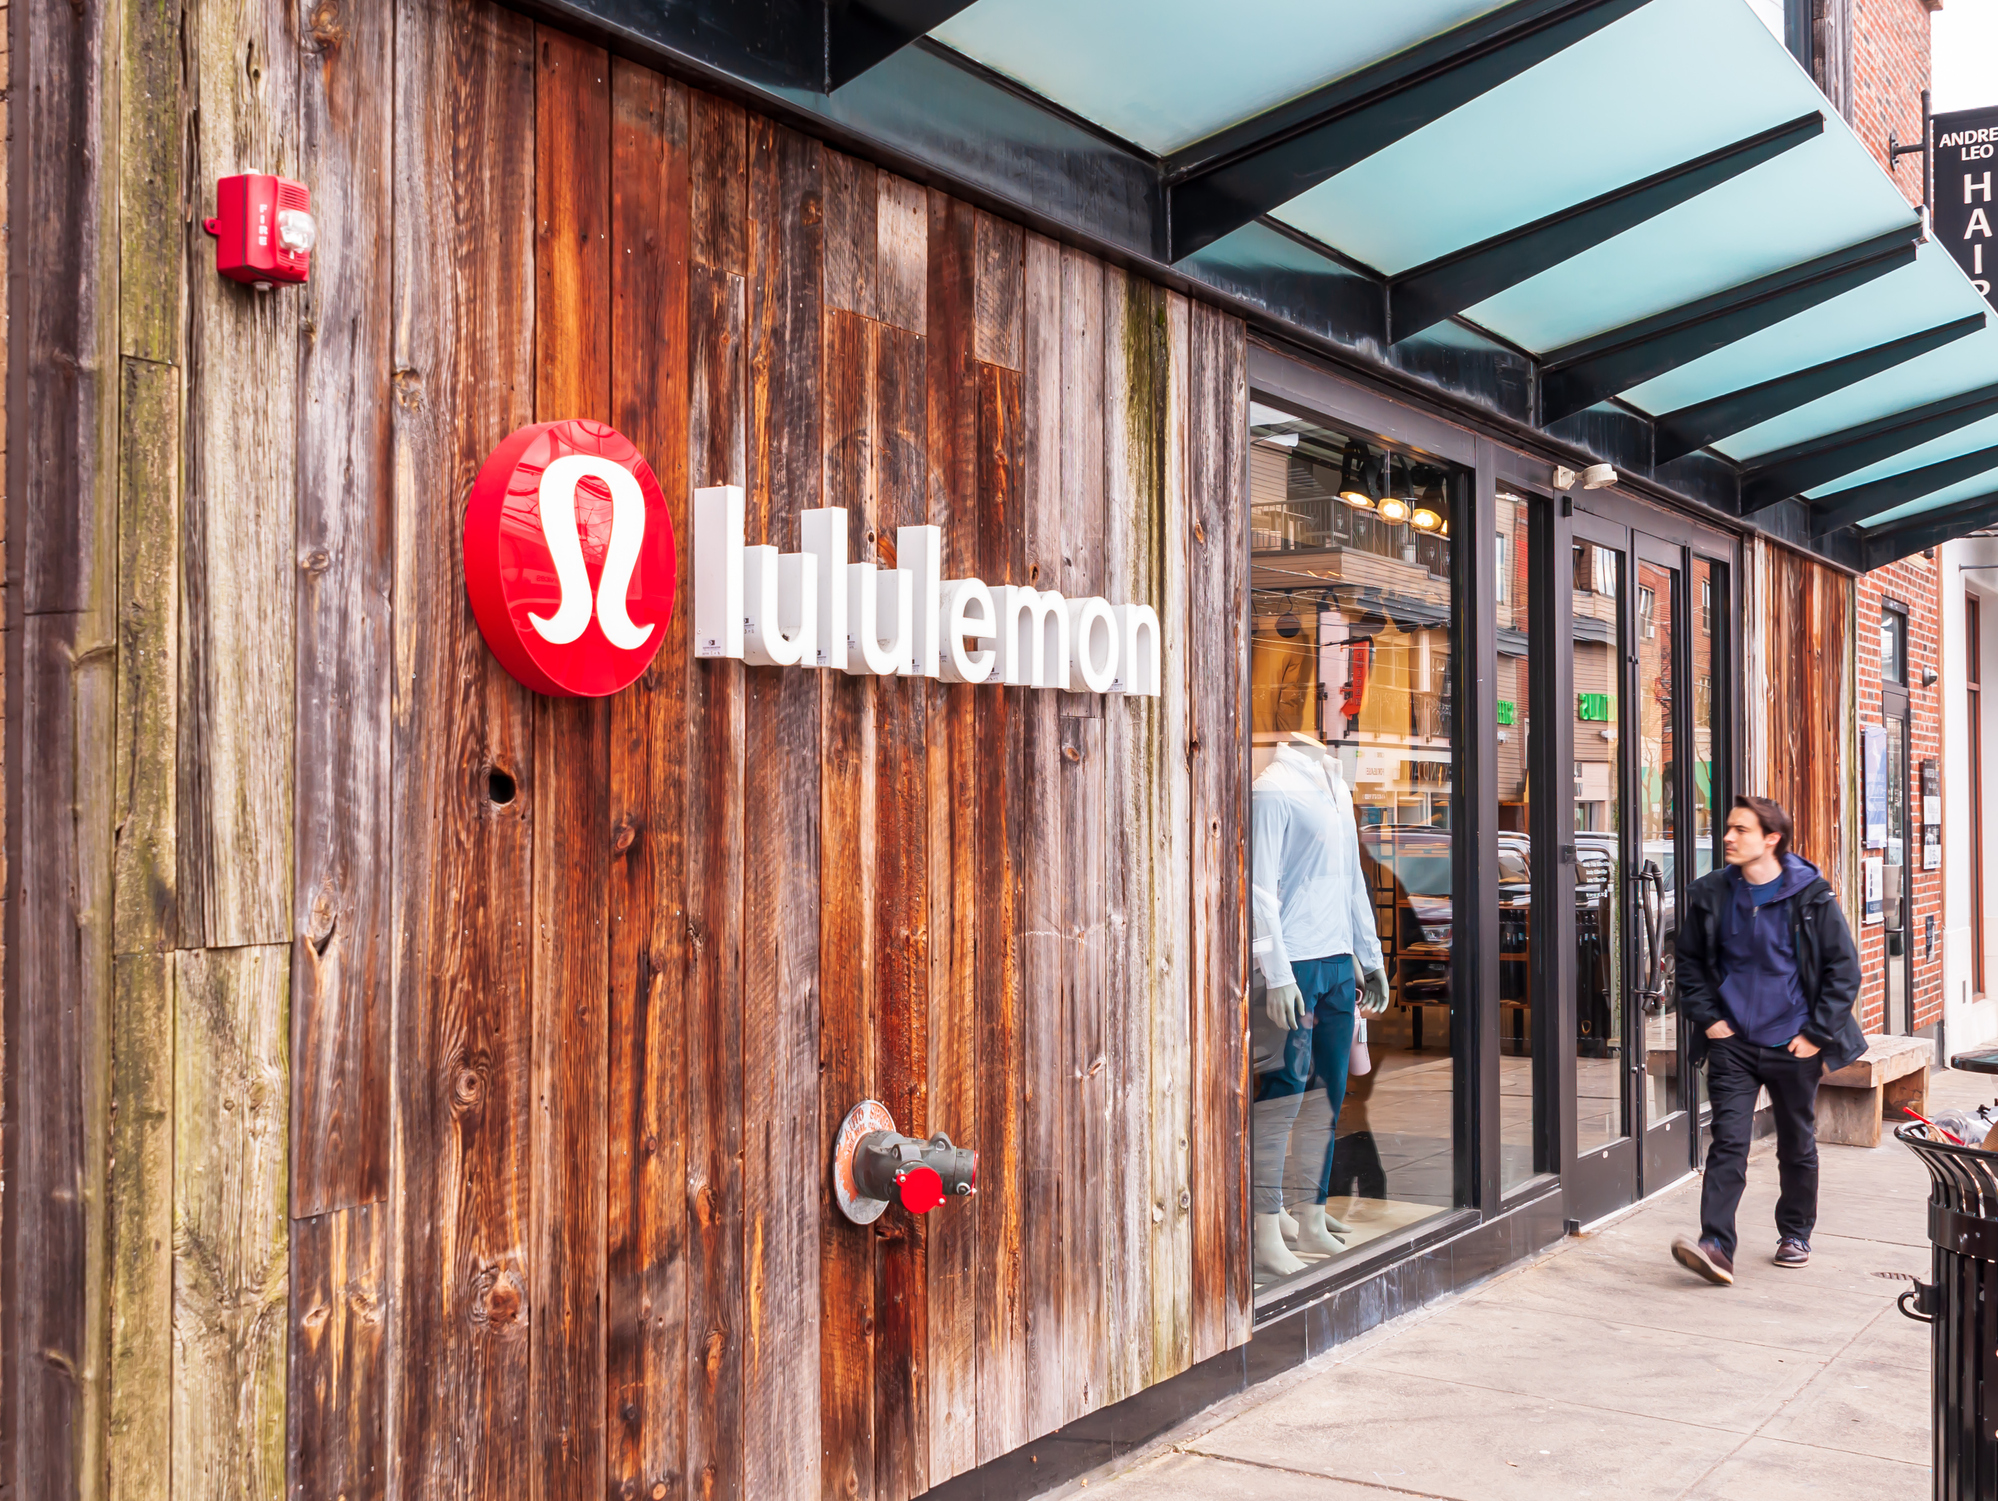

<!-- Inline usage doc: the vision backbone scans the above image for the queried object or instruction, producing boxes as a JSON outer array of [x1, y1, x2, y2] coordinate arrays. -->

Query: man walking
[[1670, 796, 1864, 1285]]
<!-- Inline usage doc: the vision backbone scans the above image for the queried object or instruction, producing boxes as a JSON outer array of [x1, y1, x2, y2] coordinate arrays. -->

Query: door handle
[[1634, 859, 1666, 1013]]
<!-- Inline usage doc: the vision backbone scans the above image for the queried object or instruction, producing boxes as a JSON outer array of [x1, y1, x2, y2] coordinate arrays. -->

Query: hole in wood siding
[[486, 767, 517, 806]]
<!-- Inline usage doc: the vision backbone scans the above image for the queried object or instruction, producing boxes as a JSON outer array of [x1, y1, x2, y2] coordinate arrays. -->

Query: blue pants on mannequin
[[1252, 953, 1357, 1203]]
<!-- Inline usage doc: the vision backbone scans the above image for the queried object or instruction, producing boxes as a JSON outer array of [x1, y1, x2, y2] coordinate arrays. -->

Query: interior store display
[[1248, 402, 1463, 1294]]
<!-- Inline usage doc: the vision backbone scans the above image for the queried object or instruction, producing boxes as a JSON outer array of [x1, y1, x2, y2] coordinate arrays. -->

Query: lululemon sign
[[464, 420, 676, 697], [692, 486, 1161, 695]]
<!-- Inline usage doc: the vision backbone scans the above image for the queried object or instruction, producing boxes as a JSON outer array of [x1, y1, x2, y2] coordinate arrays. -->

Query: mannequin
[[1250, 730, 1390, 1275]]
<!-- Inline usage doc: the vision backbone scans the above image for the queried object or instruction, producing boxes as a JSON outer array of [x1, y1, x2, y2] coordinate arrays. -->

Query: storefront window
[[1497, 490, 1535, 1192], [1692, 559, 1718, 878], [1882, 605, 1908, 686], [1572, 541, 1624, 1151], [1247, 398, 1462, 1296]]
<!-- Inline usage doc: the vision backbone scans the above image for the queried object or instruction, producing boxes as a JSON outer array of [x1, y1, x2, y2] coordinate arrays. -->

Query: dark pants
[[1253, 954, 1357, 1204], [1700, 1034, 1824, 1259]]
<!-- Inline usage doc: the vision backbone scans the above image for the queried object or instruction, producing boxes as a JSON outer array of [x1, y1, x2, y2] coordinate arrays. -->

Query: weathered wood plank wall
[[7, 1, 1250, 1497], [1751, 539, 1855, 905]]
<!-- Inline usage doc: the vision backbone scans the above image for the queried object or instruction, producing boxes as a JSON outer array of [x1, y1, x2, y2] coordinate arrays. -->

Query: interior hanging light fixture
[[1337, 439, 1375, 509], [1275, 591, 1302, 638], [1410, 468, 1444, 530]]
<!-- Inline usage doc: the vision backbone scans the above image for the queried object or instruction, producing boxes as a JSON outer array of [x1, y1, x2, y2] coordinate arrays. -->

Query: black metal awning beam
[[1654, 313, 1986, 464], [829, 1, 983, 89], [1387, 112, 1823, 344], [1163, 0, 1657, 262], [1738, 380, 1998, 513], [1807, 442, 1998, 536], [1539, 222, 1923, 423], [1859, 489, 1998, 568]]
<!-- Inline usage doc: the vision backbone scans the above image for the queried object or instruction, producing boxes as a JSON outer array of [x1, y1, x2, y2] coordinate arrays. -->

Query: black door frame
[[1880, 671, 1914, 1035], [1560, 489, 1738, 1224]]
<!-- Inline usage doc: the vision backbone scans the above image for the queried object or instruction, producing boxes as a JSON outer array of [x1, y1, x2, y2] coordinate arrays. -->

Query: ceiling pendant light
[[1338, 439, 1375, 508], [1275, 592, 1302, 638]]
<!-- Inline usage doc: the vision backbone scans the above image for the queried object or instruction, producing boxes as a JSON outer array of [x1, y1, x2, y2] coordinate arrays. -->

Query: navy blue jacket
[[1676, 854, 1866, 1074]]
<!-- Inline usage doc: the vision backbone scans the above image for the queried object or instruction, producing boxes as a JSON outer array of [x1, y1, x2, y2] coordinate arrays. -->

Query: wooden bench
[[1816, 1035, 1932, 1148]]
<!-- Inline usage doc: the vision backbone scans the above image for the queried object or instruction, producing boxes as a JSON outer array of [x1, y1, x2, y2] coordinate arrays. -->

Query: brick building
[[1849, 0, 1947, 1036], [1855, 559, 1946, 1034]]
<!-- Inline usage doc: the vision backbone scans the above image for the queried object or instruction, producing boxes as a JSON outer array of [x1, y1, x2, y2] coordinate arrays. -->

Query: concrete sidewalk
[[1065, 1067, 1991, 1500]]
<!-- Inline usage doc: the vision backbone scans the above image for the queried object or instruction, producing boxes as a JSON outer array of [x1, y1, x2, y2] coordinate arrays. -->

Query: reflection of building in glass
[[1572, 542, 1619, 833]]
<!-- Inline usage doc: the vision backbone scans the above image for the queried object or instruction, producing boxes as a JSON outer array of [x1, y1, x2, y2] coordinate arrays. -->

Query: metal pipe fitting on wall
[[833, 1099, 978, 1223]]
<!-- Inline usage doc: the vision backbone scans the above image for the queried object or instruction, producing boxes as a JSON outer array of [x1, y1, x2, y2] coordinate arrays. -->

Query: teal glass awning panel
[[1836, 453, 1998, 530], [1619, 243, 1982, 420], [1806, 413, 1998, 520], [932, 0, 1513, 155], [1722, 318, 1998, 465], [1269, 0, 1884, 288]]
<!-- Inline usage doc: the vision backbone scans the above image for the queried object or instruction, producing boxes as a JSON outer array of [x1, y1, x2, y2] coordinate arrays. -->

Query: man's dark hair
[[1731, 795, 1793, 857]]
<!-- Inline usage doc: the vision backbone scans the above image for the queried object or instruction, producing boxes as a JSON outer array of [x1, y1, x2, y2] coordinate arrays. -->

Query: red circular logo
[[463, 420, 676, 697]]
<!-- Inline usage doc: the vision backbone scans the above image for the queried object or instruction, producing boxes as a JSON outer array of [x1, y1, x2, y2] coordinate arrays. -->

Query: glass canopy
[[932, 0, 1997, 540]]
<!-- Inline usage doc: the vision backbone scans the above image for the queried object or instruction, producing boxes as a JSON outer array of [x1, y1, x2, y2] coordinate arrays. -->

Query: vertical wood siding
[[1752, 540, 1856, 901], [13, 1, 1250, 1496]]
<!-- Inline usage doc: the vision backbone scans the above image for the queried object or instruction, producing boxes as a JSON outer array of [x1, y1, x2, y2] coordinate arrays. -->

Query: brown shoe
[[1671, 1235, 1734, 1285], [1773, 1237, 1810, 1268]]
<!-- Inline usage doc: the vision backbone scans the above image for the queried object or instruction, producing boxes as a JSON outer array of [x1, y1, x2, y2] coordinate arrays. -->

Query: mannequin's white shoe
[[1278, 1205, 1300, 1242], [1292, 1202, 1347, 1254], [1254, 1212, 1307, 1275]]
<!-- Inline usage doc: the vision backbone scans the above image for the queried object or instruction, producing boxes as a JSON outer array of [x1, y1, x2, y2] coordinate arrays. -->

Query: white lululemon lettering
[[697, 501, 1160, 696]]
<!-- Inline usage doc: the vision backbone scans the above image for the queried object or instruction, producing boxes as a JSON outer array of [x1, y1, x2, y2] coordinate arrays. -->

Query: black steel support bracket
[[1654, 313, 1986, 464], [1387, 112, 1823, 344], [1859, 488, 1998, 568], [1539, 223, 1923, 424], [828, 0, 982, 90], [1808, 442, 1998, 536], [1739, 380, 1998, 513]]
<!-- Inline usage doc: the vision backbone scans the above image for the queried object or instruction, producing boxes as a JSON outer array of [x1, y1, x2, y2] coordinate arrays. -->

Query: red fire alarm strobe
[[464, 419, 677, 698], [202, 172, 316, 288]]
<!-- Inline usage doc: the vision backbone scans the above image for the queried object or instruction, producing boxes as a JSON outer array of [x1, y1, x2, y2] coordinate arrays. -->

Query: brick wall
[[1851, 0, 1938, 203], [1856, 560, 1947, 1034], [1850, 0, 1942, 1033]]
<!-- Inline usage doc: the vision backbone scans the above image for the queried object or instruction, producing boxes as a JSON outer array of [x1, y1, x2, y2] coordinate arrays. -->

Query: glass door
[[1564, 519, 1701, 1220], [1565, 512, 1636, 1222], [1635, 536, 1692, 1190]]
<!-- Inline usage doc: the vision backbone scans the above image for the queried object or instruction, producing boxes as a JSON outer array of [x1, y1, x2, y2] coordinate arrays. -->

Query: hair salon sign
[[465, 420, 1160, 698]]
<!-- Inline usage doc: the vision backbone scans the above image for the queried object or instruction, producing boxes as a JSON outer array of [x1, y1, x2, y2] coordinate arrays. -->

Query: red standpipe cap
[[896, 1165, 945, 1215], [967, 1151, 979, 1194]]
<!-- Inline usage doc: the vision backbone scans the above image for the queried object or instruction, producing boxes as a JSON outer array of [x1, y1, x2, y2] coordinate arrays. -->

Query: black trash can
[[1896, 1121, 1998, 1500]]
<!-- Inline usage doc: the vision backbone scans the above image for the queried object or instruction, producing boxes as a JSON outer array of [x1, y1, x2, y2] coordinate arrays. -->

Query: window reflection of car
[[1355, 827, 1677, 1032], [1357, 826, 1530, 1010]]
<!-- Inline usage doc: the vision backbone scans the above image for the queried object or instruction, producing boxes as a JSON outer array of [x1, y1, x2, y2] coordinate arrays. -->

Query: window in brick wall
[[1882, 605, 1908, 687]]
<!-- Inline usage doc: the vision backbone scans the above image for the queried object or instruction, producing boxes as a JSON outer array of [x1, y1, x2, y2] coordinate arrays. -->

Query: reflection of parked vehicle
[[1358, 826, 1530, 1024], [1354, 826, 1680, 1057]]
